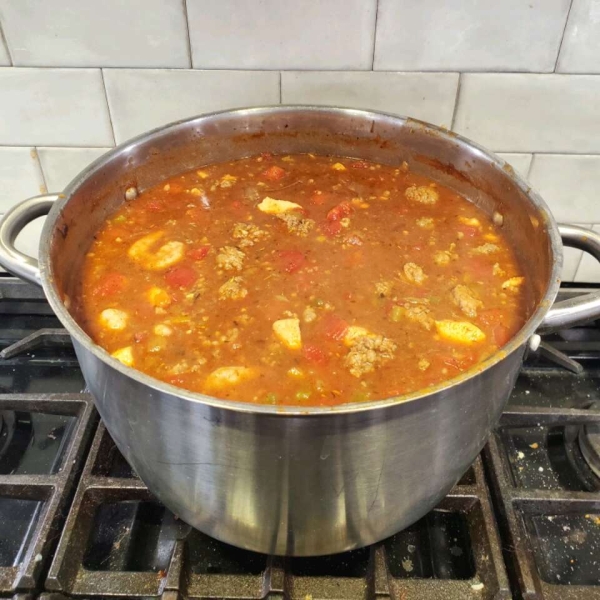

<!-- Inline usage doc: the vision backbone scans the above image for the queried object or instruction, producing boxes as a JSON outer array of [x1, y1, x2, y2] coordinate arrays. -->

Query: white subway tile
[[0, 68, 114, 146], [454, 74, 600, 153], [0, 0, 189, 68], [528, 154, 600, 223], [281, 72, 459, 127], [187, 0, 376, 70], [103, 69, 280, 143], [495, 153, 533, 178], [0, 28, 10, 65], [374, 0, 570, 72], [557, 0, 600, 73], [38, 147, 112, 192], [575, 224, 600, 282], [0, 147, 45, 213]]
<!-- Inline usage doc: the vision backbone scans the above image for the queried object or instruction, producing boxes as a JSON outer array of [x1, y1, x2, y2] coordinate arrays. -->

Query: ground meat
[[375, 280, 394, 298], [493, 262, 506, 277], [344, 335, 397, 378], [218, 276, 248, 300], [403, 262, 427, 284], [303, 306, 317, 323], [451, 284, 483, 318], [404, 303, 434, 330], [416, 217, 434, 229], [471, 243, 499, 255], [405, 185, 439, 205], [277, 213, 315, 236], [216, 246, 245, 271], [231, 223, 267, 248], [433, 243, 457, 266], [418, 358, 430, 371]]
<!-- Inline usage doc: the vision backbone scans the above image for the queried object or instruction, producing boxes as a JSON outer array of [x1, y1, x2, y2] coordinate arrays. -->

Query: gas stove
[[0, 275, 599, 600]]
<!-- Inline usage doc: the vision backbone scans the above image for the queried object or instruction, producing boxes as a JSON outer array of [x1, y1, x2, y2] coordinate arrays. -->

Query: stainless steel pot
[[1, 107, 600, 556]]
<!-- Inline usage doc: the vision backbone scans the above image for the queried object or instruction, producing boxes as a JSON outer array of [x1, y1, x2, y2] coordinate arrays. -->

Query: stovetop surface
[[0, 275, 599, 600]]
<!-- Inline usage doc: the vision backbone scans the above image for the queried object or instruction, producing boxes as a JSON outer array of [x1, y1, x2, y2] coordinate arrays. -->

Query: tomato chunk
[[165, 266, 197, 289], [278, 250, 306, 274], [189, 245, 210, 261], [493, 324, 511, 347], [327, 201, 353, 222], [263, 165, 286, 181], [303, 344, 328, 365], [93, 273, 126, 297], [320, 314, 348, 341], [321, 219, 342, 237]]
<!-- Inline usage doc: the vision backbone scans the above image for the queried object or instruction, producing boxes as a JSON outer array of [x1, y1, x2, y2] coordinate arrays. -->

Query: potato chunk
[[502, 276, 525, 292], [435, 320, 486, 344], [147, 286, 171, 307], [205, 366, 256, 390], [112, 346, 134, 366], [273, 318, 302, 350], [99, 308, 128, 331], [257, 196, 303, 215]]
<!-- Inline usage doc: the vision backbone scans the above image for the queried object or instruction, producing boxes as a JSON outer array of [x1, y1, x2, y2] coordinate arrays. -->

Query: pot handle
[[537, 224, 600, 334], [0, 194, 59, 286]]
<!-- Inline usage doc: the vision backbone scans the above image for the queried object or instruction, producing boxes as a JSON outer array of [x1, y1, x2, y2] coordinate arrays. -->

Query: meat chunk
[[403, 262, 427, 284], [451, 284, 483, 318], [303, 306, 317, 323], [277, 213, 315, 236], [493, 262, 506, 277], [471, 243, 499, 255], [216, 246, 245, 271], [375, 280, 394, 298], [434, 244, 457, 266], [405, 185, 439, 205], [344, 334, 397, 378], [218, 276, 248, 300], [418, 358, 430, 371], [416, 217, 434, 229], [232, 223, 267, 248], [403, 303, 434, 330]]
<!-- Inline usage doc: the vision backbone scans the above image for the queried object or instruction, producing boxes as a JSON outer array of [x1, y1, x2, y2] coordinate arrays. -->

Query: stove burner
[[579, 403, 600, 479]]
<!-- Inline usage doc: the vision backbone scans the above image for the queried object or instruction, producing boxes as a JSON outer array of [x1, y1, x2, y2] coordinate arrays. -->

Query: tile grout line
[[525, 152, 536, 181], [0, 19, 13, 66], [553, 0, 574, 72], [450, 73, 462, 130], [33, 146, 49, 194], [99, 69, 117, 146], [370, 0, 380, 70], [182, 0, 194, 69]]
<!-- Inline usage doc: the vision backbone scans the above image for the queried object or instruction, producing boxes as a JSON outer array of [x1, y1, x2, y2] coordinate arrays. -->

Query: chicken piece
[[331, 162, 347, 171], [343, 326, 371, 347], [277, 213, 315, 236], [493, 263, 506, 277], [303, 306, 317, 323], [471, 243, 500, 255], [128, 231, 185, 271], [218, 277, 248, 300], [147, 286, 171, 307], [502, 276, 525, 292], [273, 318, 302, 350], [418, 358, 430, 371], [99, 308, 128, 331], [403, 262, 427, 284], [404, 303, 434, 330], [257, 196, 303, 215], [232, 223, 268, 248], [434, 243, 458, 266], [375, 280, 394, 298], [216, 246, 245, 272], [416, 217, 434, 229], [205, 366, 256, 390], [344, 335, 397, 378], [435, 320, 486, 344], [112, 346, 134, 366], [405, 185, 439, 205], [451, 284, 483, 318]]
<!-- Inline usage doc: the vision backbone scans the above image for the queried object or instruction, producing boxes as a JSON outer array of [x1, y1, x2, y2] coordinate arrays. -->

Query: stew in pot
[[76, 153, 531, 406]]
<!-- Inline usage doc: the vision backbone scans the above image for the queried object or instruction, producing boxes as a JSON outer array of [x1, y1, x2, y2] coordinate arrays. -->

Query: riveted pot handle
[[0, 194, 59, 286], [537, 224, 600, 334]]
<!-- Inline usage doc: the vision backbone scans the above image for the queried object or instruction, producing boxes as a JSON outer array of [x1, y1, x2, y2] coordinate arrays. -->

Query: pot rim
[[39, 105, 563, 416]]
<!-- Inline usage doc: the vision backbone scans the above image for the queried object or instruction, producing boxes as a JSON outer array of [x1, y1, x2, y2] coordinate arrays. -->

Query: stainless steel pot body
[[2, 107, 600, 556]]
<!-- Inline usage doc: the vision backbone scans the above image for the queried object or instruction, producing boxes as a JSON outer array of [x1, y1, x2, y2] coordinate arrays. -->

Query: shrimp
[[127, 231, 184, 271]]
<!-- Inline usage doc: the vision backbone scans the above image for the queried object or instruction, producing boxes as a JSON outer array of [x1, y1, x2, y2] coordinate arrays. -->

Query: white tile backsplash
[[186, 0, 376, 70], [0, 68, 114, 146], [575, 224, 600, 282], [0, 147, 45, 213], [0, 0, 190, 68], [556, 0, 600, 73], [38, 147, 111, 192], [103, 69, 280, 143], [0, 26, 10, 65], [495, 153, 533, 178], [374, 0, 570, 72], [528, 154, 600, 223], [281, 71, 459, 127], [454, 74, 600, 153]]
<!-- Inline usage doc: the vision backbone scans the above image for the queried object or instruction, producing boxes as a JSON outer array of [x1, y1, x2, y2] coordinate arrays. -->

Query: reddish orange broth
[[77, 153, 531, 406]]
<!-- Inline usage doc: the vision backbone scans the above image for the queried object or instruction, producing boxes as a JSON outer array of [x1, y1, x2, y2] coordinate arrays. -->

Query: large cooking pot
[[1, 107, 600, 556]]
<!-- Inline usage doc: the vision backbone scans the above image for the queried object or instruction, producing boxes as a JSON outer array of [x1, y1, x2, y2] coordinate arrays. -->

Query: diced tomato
[[327, 201, 353, 222], [302, 343, 329, 365], [350, 160, 370, 169], [231, 200, 243, 211], [321, 219, 342, 237], [189, 245, 210, 261], [478, 308, 503, 327], [493, 324, 511, 347], [278, 250, 306, 274], [165, 266, 197, 289], [310, 192, 325, 205], [134, 331, 148, 344], [93, 273, 126, 297], [440, 351, 476, 372], [320, 314, 348, 341], [458, 225, 478, 238], [146, 200, 165, 212], [263, 165, 286, 181]]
